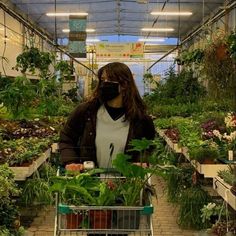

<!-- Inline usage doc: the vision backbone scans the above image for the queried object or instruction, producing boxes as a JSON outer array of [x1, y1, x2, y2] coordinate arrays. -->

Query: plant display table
[[10, 148, 51, 181], [182, 147, 228, 178], [156, 128, 182, 153], [213, 177, 236, 211]]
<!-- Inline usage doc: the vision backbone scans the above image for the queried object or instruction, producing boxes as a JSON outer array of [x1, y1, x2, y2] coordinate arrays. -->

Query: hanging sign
[[68, 15, 87, 58], [95, 42, 144, 58]]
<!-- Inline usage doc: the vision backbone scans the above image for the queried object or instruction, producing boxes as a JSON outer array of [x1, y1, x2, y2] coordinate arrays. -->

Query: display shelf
[[182, 147, 228, 178], [51, 142, 59, 153], [156, 128, 182, 153], [10, 148, 51, 181], [213, 177, 236, 211]]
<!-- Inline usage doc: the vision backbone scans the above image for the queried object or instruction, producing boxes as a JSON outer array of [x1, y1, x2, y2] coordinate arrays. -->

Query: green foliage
[[218, 169, 235, 186], [20, 163, 56, 206], [175, 49, 204, 65], [178, 186, 211, 229], [165, 166, 193, 203], [189, 141, 220, 163], [227, 31, 236, 61], [0, 76, 36, 119], [144, 67, 206, 111], [0, 164, 21, 232], [55, 60, 74, 81], [14, 46, 54, 78]]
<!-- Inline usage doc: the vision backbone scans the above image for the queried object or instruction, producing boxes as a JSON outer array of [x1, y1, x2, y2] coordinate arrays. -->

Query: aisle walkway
[[25, 176, 201, 236]]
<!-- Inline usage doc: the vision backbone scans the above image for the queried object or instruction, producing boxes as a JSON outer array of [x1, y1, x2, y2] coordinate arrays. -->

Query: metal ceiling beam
[[0, 1, 96, 75], [147, 0, 236, 71], [13, 1, 224, 5]]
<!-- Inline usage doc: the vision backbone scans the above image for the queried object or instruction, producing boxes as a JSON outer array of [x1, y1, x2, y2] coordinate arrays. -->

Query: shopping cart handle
[[141, 206, 154, 215]]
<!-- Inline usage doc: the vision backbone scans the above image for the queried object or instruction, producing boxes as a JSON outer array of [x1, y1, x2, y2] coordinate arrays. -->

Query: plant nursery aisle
[[25, 175, 201, 236]]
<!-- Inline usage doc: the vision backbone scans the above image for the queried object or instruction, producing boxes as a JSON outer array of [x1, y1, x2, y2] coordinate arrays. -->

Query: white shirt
[[95, 105, 130, 168]]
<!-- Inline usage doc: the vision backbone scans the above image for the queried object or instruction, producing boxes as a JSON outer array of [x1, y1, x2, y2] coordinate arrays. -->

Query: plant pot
[[113, 210, 140, 229], [66, 213, 83, 229], [216, 44, 228, 60], [200, 158, 215, 164], [89, 210, 112, 229]]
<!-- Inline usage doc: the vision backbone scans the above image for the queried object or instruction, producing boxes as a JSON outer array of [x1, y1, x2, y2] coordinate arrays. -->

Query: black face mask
[[99, 81, 120, 102]]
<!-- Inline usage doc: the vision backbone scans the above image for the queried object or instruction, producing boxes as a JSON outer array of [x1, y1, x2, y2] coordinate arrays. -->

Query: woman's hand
[[65, 163, 84, 172], [133, 162, 148, 168]]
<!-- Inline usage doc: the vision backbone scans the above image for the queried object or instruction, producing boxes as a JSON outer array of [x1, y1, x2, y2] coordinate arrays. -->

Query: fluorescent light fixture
[[62, 28, 95, 33], [46, 12, 88, 16], [86, 28, 95, 32], [86, 38, 100, 42], [138, 38, 165, 42], [151, 11, 192, 16], [141, 28, 174, 32]]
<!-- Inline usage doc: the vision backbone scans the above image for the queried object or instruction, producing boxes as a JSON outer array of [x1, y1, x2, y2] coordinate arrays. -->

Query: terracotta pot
[[89, 210, 112, 229], [200, 158, 215, 164], [66, 213, 83, 229], [216, 44, 228, 60]]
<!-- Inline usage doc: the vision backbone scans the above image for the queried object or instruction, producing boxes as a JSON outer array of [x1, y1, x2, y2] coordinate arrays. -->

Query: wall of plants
[[0, 33, 83, 233], [144, 24, 236, 234]]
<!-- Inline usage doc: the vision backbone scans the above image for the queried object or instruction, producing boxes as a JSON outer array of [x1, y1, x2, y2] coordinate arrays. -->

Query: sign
[[95, 42, 144, 58], [69, 16, 87, 58]]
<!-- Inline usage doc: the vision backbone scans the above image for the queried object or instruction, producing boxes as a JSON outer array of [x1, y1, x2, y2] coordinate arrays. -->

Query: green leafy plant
[[14, 46, 53, 78], [0, 76, 35, 119], [200, 202, 223, 225], [226, 31, 236, 61], [178, 186, 211, 229], [55, 60, 74, 81]]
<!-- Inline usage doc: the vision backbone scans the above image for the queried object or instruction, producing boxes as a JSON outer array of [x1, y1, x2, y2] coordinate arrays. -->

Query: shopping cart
[[53, 168, 154, 236]]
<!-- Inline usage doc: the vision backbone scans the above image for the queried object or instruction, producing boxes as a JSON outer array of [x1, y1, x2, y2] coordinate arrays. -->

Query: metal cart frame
[[53, 171, 154, 236]]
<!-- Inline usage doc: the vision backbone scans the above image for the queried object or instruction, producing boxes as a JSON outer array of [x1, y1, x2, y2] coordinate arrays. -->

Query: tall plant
[[0, 76, 35, 119]]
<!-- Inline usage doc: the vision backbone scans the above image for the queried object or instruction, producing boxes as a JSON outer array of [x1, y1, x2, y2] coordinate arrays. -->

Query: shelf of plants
[[157, 128, 228, 178], [182, 147, 228, 178], [9, 148, 51, 181], [213, 177, 236, 211], [156, 128, 182, 153]]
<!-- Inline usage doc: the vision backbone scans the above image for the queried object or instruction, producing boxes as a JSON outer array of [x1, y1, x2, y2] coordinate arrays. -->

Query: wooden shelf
[[10, 148, 51, 181], [182, 147, 228, 178], [213, 177, 236, 211], [156, 128, 182, 153]]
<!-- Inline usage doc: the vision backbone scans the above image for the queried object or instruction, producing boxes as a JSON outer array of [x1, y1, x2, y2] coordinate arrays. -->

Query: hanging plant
[[55, 60, 74, 81], [175, 49, 204, 65], [202, 37, 235, 100], [13, 46, 54, 78], [227, 31, 236, 62]]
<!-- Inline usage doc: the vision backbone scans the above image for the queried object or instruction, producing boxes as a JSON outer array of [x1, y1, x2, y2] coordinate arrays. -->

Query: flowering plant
[[200, 202, 223, 224], [213, 113, 236, 150]]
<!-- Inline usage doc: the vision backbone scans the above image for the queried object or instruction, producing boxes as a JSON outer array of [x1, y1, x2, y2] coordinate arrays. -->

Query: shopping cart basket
[[53, 169, 154, 236]]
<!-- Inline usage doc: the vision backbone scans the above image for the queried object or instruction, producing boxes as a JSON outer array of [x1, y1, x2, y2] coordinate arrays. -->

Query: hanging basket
[[215, 44, 228, 60]]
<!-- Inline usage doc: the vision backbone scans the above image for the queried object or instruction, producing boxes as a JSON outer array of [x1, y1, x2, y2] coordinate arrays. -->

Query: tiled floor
[[25, 176, 204, 236]]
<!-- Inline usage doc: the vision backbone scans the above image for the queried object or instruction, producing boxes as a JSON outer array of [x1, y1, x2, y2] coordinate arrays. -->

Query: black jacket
[[59, 99, 156, 165]]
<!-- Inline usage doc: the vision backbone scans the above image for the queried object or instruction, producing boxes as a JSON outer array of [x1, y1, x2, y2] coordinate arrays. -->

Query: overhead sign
[[68, 16, 87, 58], [95, 42, 144, 58]]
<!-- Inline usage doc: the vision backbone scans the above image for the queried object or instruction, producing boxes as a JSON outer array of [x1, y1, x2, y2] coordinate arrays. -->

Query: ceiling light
[[141, 28, 174, 32], [46, 12, 88, 17], [86, 38, 100, 42], [86, 28, 95, 33], [151, 11, 192, 16], [138, 38, 165, 42], [62, 28, 95, 33]]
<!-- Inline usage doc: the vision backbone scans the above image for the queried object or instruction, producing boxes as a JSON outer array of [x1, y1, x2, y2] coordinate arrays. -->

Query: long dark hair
[[90, 62, 147, 121]]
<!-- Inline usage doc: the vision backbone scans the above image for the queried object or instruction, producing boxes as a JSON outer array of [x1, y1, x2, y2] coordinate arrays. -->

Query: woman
[[59, 62, 155, 168]]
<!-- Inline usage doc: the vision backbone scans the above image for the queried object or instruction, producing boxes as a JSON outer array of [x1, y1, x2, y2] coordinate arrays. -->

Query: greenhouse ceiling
[[3, 0, 234, 41]]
